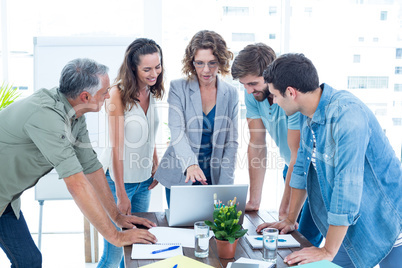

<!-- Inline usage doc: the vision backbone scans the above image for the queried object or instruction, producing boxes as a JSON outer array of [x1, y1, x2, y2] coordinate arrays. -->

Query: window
[[380, 11, 387, 21], [223, 6, 249, 16], [396, 48, 402, 59], [375, 109, 387, 116], [358, 37, 364, 42], [269, 34, 276, 39], [353, 54, 360, 63], [269, 6, 277, 15], [392, 118, 402, 126], [396, 67, 402, 74], [395, 84, 402, 92], [348, 76, 388, 89], [393, 101, 402, 107], [305, 7, 313, 17], [232, 33, 255, 42]]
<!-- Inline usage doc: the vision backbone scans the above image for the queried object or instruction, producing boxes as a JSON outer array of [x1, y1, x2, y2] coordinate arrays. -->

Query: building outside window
[[269, 6, 277, 15], [348, 76, 388, 89], [395, 84, 402, 92], [304, 7, 313, 17], [381, 10, 388, 20], [223, 6, 249, 16], [353, 54, 361, 63], [396, 48, 402, 59], [232, 33, 255, 42]]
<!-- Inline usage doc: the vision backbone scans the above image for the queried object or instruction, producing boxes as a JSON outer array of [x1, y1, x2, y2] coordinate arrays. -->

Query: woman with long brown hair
[[98, 38, 164, 268]]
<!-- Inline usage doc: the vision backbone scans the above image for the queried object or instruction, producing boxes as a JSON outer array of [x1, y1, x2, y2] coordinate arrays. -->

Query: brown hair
[[115, 38, 165, 111], [231, 43, 276, 79], [182, 30, 233, 79]]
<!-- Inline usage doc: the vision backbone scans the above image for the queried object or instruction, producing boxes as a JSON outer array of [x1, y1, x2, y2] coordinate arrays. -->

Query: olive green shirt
[[0, 88, 102, 218]]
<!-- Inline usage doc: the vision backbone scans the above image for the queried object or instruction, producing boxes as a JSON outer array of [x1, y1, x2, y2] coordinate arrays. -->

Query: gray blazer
[[154, 77, 239, 188]]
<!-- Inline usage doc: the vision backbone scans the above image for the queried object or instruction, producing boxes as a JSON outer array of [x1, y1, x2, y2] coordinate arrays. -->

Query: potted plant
[[205, 197, 248, 259], [0, 82, 20, 111]]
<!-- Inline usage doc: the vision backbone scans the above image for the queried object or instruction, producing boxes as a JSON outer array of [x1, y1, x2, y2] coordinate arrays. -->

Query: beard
[[253, 85, 270, 102]]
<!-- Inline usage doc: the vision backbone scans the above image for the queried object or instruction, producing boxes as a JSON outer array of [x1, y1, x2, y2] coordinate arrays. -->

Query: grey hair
[[59, 58, 109, 99]]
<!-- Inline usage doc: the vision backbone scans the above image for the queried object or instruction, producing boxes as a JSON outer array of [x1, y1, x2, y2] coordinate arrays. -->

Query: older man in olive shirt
[[0, 58, 157, 267]]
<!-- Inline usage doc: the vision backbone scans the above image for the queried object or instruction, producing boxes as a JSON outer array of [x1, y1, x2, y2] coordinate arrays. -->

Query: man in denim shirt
[[231, 43, 322, 247], [257, 53, 402, 267]]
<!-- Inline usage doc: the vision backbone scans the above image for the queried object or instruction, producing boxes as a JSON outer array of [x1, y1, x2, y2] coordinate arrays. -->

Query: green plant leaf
[[204, 220, 214, 228], [228, 237, 235, 244], [0, 82, 21, 111], [234, 229, 248, 238]]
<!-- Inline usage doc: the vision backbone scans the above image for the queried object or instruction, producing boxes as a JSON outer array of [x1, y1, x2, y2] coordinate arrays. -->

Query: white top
[[109, 96, 159, 183]]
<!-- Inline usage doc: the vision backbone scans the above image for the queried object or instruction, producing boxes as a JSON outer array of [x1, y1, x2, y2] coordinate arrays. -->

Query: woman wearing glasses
[[154, 30, 239, 206]]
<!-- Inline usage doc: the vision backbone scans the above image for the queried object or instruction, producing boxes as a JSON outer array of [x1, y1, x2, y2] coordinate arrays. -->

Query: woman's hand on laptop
[[185, 165, 207, 184]]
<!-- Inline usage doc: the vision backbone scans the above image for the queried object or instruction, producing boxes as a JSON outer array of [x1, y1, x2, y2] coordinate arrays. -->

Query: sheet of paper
[[226, 257, 274, 268], [139, 255, 214, 268], [149, 226, 212, 248], [245, 234, 300, 249], [131, 244, 183, 259]]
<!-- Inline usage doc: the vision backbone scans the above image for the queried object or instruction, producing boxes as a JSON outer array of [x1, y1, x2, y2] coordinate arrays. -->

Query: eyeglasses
[[193, 61, 219, 69]]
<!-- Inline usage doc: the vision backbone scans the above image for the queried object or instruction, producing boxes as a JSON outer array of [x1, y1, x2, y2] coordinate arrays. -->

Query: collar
[[188, 75, 227, 96], [311, 83, 336, 125], [55, 88, 78, 121]]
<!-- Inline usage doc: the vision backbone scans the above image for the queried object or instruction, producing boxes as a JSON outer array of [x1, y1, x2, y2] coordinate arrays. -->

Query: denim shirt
[[290, 84, 402, 268]]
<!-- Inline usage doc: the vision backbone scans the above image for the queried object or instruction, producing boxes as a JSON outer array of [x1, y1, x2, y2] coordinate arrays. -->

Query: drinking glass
[[194, 221, 209, 258], [262, 228, 278, 263]]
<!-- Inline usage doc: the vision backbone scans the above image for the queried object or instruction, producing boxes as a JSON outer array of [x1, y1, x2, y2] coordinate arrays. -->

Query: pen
[[151, 245, 180, 254], [254, 237, 287, 242], [173, 265, 178, 268]]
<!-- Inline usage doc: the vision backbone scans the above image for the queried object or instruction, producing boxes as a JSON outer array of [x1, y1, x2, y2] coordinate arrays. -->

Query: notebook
[[139, 255, 214, 268], [148, 226, 214, 248], [166, 184, 248, 227], [131, 243, 183, 259], [245, 234, 301, 249], [226, 257, 274, 268]]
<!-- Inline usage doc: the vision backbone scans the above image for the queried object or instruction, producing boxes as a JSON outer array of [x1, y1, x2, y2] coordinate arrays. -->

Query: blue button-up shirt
[[290, 84, 402, 268]]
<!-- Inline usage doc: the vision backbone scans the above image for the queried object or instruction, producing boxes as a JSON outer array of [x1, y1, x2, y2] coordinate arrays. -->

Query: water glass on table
[[262, 228, 278, 263], [194, 221, 209, 258]]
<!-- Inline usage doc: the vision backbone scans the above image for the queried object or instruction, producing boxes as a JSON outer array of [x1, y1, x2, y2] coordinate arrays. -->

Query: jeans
[[283, 165, 323, 247], [97, 171, 153, 268], [0, 204, 42, 268], [333, 243, 402, 268]]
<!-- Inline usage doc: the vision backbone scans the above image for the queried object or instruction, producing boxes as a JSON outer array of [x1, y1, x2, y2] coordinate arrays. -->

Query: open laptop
[[166, 184, 249, 227]]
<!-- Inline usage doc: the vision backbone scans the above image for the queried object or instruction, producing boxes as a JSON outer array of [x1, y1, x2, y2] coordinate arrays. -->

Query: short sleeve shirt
[[244, 90, 300, 164], [0, 88, 102, 217]]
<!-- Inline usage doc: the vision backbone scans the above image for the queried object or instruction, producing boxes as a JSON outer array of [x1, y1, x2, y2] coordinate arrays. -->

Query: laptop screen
[[166, 184, 249, 227]]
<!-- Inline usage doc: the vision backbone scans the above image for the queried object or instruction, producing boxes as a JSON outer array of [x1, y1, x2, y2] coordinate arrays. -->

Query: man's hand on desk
[[284, 246, 334, 265], [114, 214, 157, 229], [245, 200, 260, 211], [278, 213, 299, 229], [114, 228, 158, 247], [256, 218, 297, 234]]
